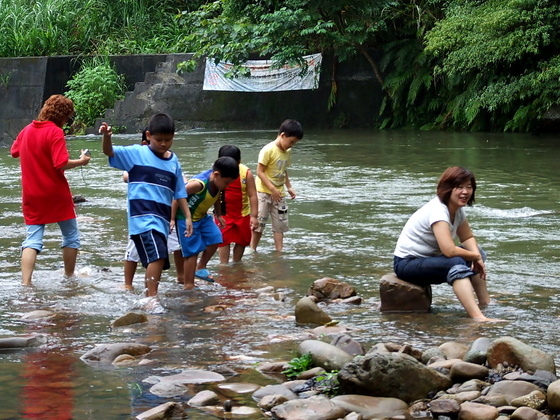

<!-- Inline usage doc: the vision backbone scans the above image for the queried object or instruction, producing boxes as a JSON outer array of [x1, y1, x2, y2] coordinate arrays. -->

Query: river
[[0, 128, 559, 418]]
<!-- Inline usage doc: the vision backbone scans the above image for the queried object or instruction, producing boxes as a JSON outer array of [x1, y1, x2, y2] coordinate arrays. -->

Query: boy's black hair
[[213, 156, 240, 179], [278, 119, 303, 139], [147, 113, 175, 135], [218, 145, 241, 163]]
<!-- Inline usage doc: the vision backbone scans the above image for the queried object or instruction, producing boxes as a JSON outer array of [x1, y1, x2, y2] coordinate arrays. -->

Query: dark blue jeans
[[393, 248, 486, 286]]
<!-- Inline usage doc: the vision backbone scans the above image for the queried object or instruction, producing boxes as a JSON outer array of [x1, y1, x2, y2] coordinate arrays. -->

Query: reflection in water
[[21, 350, 75, 420], [0, 129, 559, 418]]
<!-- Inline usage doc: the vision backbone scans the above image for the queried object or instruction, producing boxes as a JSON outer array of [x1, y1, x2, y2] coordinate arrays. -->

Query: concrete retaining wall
[[0, 53, 382, 143]]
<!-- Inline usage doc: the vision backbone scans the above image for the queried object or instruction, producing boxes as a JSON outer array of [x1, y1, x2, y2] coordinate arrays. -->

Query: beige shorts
[[254, 192, 289, 233]]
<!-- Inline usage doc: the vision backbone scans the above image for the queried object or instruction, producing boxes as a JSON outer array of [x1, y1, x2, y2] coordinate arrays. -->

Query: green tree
[[176, 0, 398, 109], [423, 0, 560, 131]]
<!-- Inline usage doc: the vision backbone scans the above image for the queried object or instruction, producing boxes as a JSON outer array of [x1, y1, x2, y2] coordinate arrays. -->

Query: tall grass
[[0, 0, 198, 57]]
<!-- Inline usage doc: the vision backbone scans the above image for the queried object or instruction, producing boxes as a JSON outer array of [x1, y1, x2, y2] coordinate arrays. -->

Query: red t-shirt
[[11, 120, 76, 225]]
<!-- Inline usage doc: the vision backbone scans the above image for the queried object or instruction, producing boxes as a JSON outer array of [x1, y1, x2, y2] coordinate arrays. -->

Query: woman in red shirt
[[11, 95, 90, 285]]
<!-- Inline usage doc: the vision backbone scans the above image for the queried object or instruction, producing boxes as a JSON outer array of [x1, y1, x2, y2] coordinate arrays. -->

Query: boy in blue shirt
[[175, 156, 239, 289], [100, 113, 192, 308]]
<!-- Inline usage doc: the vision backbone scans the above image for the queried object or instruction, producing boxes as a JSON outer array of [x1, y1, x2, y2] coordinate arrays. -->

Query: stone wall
[[0, 53, 383, 142]]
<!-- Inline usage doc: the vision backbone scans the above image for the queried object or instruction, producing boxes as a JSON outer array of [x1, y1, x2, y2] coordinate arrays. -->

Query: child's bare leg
[[183, 255, 197, 290], [232, 243, 245, 262], [124, 260, 137, 290], [218, 245, 230, 264], [144, 259, 165, 297], [173, 250, 184, 284], [250, 231, 262, 252], [197, 244, 218, 271], [62, 247, 78, 277], [273, 231, 283, 252], [21, 247, 38, 286], [470, 273, 491, 306]]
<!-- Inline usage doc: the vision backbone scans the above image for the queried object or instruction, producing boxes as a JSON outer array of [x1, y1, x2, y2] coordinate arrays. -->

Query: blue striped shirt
[[109, 144, 187, 236]]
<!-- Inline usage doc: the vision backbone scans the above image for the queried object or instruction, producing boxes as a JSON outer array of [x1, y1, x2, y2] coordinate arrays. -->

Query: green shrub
[[65, 56, 127, 132], [282, 353, 314, 379]]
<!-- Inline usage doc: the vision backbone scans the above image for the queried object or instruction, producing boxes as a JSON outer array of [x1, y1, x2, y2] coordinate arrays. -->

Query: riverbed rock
[[0, 334, 47, 349], [330, 394, 408, 418], [216, 382, 261, 397], [258, 394, 289, 411], [271, 395, 347, 420], [331, 334, 365, 356], [484, 380, 542, 404], [450, 361, 489, 382], [188, 390, 220, 407], [20, 310, 56, 321], [458, 401, 499, 420], [298, 339, 354, 371], [252, 384, 298, 402], [135, 401, 183, 420], [510, 389, 546, 410], [307, 277, 356, 302], [379, 273, 432, 313], [439, 341, 469, 360], [338, 352, 452, 403], [80, 342, 152, 363], [295, 296, 332, 325], [111, 312, 148, 328], [464, 337, 491, 365], [429, 398, 461, 416], [510, 406, 549, 420], [547, 379, 560, 412], [487, 336, 556, 374]]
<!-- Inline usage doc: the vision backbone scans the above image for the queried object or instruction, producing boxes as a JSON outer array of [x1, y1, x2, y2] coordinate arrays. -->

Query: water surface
[[0, 129, 559, 418]]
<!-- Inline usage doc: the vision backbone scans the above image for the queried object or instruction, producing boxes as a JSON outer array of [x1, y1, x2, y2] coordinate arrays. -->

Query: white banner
[[203, 53, 322, 92]]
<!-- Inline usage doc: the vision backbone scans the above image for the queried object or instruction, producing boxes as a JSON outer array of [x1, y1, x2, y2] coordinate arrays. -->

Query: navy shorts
[[131, 230, 170, 270]]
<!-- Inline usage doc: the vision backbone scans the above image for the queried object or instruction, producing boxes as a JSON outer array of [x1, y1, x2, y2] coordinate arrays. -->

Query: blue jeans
[[393, 248, 487, 286], [22, 219, 80, 253]]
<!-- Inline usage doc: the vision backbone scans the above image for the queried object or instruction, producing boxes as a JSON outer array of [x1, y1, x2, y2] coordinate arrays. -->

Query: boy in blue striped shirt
[[100, 114, 192, 307]]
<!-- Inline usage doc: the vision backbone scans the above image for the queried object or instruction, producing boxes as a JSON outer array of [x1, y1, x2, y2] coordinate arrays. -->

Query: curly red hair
[[37, 95, 74, 128]]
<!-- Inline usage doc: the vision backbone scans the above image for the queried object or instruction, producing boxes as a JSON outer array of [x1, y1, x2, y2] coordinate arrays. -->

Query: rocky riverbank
[[6, 278, 560, 419]]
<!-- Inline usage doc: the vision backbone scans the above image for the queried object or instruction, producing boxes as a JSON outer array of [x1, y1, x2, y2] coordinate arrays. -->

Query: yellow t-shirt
[[255, 141, 291, 196]]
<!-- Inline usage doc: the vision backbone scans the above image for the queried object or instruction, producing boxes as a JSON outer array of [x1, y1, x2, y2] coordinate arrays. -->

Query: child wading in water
[[100, 114, 192, 313]]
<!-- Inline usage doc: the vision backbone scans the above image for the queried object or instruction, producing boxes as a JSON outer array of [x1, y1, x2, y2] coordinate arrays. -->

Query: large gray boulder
[[338, 352, 452, 403], [487, 336, 556, 374], [295, 296, 332, 325], [298, 340, 354, 372]]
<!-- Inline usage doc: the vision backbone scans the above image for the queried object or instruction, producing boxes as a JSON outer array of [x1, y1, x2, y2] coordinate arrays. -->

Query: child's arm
[[285, 171, 296, 199], [213, 193, 226, 229], [246, 169, 259, 231], [257, 163, 282, 202], [99, 122, 114, 157], [170, 199, 178, 233], [176, 198, 192, 237]]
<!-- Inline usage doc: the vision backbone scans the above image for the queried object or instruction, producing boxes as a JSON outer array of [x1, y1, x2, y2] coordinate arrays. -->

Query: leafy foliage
[[315, 370, 340, 397], [176, 0, 397, 84], [282, 353, 314, 379], [65, 57, 127, 132], [0, 0, 197, 56], [422, 0, 560, 131]]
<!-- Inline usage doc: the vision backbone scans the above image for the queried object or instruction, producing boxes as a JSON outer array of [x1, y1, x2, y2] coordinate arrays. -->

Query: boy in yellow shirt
[[250, 119, 303, 253]]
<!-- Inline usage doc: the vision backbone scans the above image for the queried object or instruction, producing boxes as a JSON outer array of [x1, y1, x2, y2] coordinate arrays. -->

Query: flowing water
[[0, 129, 559, 419]]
